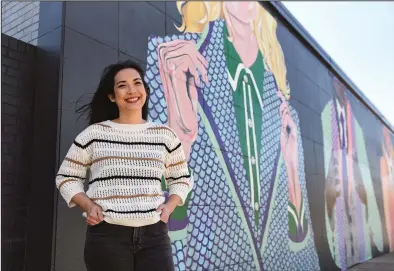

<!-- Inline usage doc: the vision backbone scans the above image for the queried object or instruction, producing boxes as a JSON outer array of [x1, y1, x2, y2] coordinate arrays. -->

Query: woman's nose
[[128, 86, 136, 94]]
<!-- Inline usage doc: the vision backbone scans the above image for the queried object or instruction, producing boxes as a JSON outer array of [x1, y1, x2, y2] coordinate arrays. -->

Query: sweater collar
[[101, 120, 153, 130]]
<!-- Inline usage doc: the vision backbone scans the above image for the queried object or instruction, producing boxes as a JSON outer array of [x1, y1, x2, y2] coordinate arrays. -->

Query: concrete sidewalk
[[350, 252, 394, 270]]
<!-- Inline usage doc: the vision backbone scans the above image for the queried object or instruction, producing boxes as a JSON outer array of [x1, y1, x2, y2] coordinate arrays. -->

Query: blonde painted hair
[[176, 1, 290, 99]]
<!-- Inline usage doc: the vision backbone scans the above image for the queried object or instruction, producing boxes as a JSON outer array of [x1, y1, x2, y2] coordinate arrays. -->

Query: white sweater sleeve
[[56, 130, 92, 208], [164, 136, 194, 206]]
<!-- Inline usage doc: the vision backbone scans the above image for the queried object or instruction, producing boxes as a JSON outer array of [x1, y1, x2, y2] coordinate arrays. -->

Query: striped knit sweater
[[56, 120, 193, 227]]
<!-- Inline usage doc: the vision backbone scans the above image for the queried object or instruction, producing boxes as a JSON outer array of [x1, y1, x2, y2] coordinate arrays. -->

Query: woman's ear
[[108, 94, 115, 102]]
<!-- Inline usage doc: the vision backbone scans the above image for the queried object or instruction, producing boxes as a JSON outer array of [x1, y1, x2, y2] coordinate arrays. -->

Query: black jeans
[[84, 221, 174, 271]]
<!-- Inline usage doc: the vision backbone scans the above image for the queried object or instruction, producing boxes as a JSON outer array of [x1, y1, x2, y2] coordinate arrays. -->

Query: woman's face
[[224, 2, 257, 23], [109, 68, 147, 114]]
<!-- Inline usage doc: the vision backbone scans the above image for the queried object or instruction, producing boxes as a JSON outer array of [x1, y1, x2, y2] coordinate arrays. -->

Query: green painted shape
[[170, 192, 192, 220], [288, 210, 298, 237], [288, 200, 299, 221], [161, 175, 166, 190], [169, 227, 188, 242]]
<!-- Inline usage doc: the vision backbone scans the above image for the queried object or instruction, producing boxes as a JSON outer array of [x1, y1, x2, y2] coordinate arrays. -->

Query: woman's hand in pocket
[[71, 193, 104, 226], [156, 203, 176, 224], [85, 201, 104, 226]]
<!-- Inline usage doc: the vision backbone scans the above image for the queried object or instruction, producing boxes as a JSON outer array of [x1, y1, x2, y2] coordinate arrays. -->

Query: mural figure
[[145, 1, 319, 270], [381, 127, 394, 251], [321, 77, 384, 269]]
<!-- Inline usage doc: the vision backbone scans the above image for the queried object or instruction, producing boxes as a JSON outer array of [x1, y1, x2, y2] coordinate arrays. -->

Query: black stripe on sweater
[[89, 175, 162, 185], [171, 142, 181, 153], [166, 174, 191, 181], [105, 208, 156, 214], [74, 139, 181, 153], [57, 174, 85, 180]]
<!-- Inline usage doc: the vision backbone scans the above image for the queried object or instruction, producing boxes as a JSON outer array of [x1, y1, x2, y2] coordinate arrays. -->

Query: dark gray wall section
[[55, 27, 118, 271], [65, 2, 119, 50], [1, 34, 36, 271], [1, 4, 64, 271], [25, 3, 64, 271], [37, 1, 63, 39], [119, 1, 165, 63]]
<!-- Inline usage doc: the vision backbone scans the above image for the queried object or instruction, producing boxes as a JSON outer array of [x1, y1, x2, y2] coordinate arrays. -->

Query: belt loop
[[132, 226, 139, 252]]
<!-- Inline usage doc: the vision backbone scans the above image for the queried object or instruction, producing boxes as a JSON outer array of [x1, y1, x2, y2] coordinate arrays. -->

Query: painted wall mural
[[321, 76, 384, 269], [381, 127, 394, 252], [140, 1, 393, 270], [145, 1, 319, 270], [46, 1, 394, 270]]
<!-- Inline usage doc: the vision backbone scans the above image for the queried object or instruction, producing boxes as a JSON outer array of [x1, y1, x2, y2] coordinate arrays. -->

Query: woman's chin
[[121, 103, 144, 112]]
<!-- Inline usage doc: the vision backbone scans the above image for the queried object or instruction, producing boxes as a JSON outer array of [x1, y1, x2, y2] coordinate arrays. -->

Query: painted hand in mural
[[158, 40, 209, 159], [278, 91, 302, 214]]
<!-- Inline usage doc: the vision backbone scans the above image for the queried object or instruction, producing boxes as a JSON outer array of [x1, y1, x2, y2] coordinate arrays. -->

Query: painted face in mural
[[108, 68, 147, 115], [223, 2, 257, 23]]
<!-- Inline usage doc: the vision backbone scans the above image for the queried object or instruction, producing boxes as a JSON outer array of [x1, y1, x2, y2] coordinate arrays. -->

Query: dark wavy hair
[[77, 60, 150, 125]]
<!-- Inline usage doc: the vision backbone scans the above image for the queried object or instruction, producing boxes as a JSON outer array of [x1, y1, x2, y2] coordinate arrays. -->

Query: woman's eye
[[118, 85, 126, 88], [135, 82, 141, 85]]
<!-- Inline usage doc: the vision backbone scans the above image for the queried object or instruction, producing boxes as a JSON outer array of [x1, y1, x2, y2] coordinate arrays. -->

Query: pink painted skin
[[157, 40, 209, 160], [156, 2, 257, 159], [278, 91, 302, 214], [224, 2, 259, 68], [224, 2, 257, 24]]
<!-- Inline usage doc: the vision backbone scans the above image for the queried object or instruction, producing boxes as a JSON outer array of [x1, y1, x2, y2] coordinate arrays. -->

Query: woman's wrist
[[72, 192, 95, 213], [167, 194, 182, 210]]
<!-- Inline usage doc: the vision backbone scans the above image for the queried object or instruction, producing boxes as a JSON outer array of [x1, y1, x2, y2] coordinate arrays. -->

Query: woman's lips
[[125, 97, 140, 103]]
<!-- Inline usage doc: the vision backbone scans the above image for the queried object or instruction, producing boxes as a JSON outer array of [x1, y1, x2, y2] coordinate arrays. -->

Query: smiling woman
[[109, 69, 147, 116], [77, 60, 151, 125], [55, 60, 194, 271]]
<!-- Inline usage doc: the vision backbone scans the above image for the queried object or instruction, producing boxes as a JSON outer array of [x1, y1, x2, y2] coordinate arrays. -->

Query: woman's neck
[[113, 112, 146, 125], [225, 15, 258, 68]]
